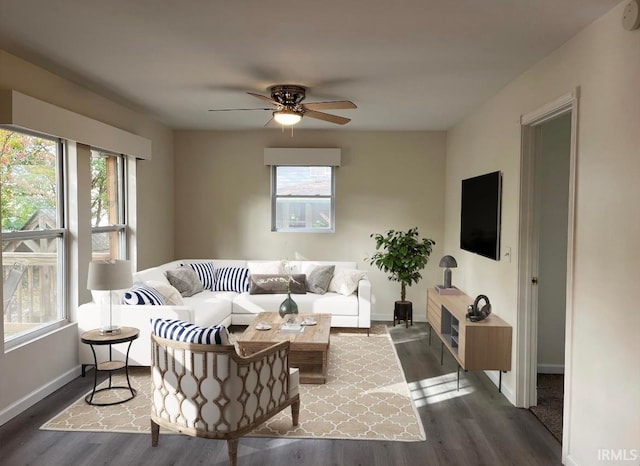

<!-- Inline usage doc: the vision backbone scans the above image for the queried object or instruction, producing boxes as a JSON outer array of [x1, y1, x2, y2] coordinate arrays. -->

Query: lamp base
[[435, 285, 461, 295], [100, 325, 122, 335]]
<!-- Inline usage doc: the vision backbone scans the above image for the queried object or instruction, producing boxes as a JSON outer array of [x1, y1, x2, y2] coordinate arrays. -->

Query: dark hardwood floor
[[0, 322, 561, 466]]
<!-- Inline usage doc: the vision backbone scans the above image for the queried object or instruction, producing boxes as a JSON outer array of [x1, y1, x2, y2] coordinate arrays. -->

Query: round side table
[[80, 326, 139, 406]]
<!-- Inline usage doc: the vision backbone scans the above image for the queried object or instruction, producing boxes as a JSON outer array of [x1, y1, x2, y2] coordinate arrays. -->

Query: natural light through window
[[1, 128, 65, 343], [91, 150, 126, 261], [272, 165, 334, 232], [408, 373, 475, 407]]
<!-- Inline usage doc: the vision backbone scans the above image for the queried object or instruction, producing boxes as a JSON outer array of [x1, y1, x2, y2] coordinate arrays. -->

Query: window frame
[[270, 165, 336, 233], [1, 128, 67, 348], [90, 150, 127, 261]]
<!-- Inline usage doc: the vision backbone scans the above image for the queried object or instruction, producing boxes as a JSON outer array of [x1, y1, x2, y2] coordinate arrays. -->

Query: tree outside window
[[1, 128, 64, 342], [90, 151, 125, 261]]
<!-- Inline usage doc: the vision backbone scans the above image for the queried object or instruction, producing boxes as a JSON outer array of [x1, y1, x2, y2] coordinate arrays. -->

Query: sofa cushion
[[183, 261, 216, 291], [233, 291, 359, 316], [144, 280, 184, 305], [151, 317, 230, 345], [328, 268, 367, 296], [165, 267, 204, 297], [215, 267, 250, 292], [249, 274, 307, 294], [182, 291, 234, 327], [132, 266, 171, 287], [247, 260, 284, 275], [305, 265, 335, 294], [123, 282, 166, 305]]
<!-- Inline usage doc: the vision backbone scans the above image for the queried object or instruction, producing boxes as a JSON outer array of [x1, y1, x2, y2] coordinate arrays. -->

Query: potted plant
[[369, 227, 435, 323]]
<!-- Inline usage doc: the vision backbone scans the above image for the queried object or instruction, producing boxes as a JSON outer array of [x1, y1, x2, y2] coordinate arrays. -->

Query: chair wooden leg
[[227, 438, 239, 466], [151, 419, 160, 447], [291, 397, 300, 426]]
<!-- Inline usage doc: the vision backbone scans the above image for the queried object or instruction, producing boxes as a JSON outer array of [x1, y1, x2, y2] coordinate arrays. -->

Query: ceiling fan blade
[[247, 92, 280, 106], [208, 107, 272, 112], [304, 110, 351, 125], [303, 100, 357, 110]]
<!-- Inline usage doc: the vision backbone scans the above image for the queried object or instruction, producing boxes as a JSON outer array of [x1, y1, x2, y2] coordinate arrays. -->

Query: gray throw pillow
[[249, 274, 307, 294], [306, 265, 335, 294], [165, 267, 204, 297]]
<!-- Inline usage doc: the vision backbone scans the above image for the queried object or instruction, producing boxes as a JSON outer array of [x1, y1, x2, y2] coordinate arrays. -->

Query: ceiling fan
[[208, 84, 357, 126]]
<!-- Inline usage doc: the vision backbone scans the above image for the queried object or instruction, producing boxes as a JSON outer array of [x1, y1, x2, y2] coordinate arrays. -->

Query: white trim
[[264, 148, 341, 166], [517, 88, 579, 465], [0, 365, 81, 426], [564, 454, 579, 466], [485, 371, 516, 405], [562, 93, 579, 465], [520, 89, 579, 125], [0, 90, 151, 159]]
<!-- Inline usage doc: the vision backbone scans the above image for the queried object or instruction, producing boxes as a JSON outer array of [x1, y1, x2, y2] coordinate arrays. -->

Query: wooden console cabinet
[[427, 288, 512, 389]]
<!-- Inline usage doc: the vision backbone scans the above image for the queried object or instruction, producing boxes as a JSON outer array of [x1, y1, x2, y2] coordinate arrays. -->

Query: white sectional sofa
[[77, 259, 371, 366]]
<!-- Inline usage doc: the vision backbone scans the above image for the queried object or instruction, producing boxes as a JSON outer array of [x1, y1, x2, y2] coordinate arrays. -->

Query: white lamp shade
[[87, 260, 133, 290]]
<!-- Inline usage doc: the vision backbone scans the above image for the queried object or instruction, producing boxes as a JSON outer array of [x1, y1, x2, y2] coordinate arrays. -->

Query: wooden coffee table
[[237, 312, 331, 384]]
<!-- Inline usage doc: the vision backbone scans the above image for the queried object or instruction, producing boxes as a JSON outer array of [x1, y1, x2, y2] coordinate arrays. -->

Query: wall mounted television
[[460, 170, 502, 260]]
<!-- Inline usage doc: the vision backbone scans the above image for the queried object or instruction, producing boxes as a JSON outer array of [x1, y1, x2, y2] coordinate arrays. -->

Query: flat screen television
[[460, 171, 502, 260]]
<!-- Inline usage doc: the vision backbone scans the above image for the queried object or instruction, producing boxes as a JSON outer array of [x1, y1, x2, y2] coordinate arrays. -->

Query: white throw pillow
[[145, 280, 184, 306], [247, 260, 284, 275], [328, 268, 366, 296]]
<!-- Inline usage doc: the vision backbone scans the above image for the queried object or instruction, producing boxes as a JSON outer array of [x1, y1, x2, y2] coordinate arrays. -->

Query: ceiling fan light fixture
[[273, 110, 302, 126]]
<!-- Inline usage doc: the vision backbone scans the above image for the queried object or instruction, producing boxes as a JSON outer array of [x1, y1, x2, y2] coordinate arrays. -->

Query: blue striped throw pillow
[[150, 318, 230, 345], [214, 267, 250, 292], [184, 261, 216, 291], [123, 282, 165, 305]]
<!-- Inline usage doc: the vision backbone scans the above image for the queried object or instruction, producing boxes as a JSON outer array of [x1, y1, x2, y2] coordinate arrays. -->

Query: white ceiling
[[0, 0, 622, 131]]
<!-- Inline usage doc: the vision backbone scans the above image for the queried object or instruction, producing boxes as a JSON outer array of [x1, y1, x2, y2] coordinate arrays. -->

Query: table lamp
[[439, 255, 458, 289], [87, 260, 132, 335], [435, 255, 460, 295]]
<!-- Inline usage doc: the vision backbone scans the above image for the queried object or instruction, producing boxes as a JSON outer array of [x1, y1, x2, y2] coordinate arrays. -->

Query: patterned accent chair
[[150, 334, 300, 466]]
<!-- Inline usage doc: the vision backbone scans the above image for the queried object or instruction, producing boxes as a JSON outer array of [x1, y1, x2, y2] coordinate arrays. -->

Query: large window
[[272, 166, 335, 232], [1, 128, 65, 343], [91, 150, 126, 261]]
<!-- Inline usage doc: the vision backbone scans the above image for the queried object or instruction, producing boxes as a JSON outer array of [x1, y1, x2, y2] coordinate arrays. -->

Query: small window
[[91, 150, 126, 261], [271, 166, 335, 232], [1, 128, 66, 344]]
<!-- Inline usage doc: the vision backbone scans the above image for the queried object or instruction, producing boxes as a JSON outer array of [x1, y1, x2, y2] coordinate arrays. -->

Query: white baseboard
[[485, 370, 516, 405], [537, 364, 565, 374], [0, 365, 82, 426]]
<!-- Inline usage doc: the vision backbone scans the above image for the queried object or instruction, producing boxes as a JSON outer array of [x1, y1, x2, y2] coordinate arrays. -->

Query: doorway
[[528, 112, 571, 442], [516, 90, 578, 451]]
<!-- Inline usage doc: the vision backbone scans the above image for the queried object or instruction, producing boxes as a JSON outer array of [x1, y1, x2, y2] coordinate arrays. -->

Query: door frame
[[516, 89, 579, 452]]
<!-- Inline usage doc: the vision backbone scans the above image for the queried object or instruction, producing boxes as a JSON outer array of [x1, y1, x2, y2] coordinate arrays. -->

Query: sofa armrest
[[357, 278, 372, 329]]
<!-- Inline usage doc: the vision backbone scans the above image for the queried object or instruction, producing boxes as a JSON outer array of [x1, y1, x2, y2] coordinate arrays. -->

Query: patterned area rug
[[41, 326, 425, 442]]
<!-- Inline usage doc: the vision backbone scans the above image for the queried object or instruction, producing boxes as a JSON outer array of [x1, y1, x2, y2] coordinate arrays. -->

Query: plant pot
[[394, 300, 413, 327]]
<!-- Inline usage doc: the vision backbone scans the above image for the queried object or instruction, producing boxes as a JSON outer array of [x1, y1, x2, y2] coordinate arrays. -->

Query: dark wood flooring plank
[[0, 322, 561, 466]]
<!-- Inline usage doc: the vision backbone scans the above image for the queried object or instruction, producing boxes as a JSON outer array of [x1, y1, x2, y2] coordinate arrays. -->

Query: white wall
[[445, 4, 640, 465], [536, 114, 570, 371], [0, 50, 175, 423], [173, 130, 447, 321]]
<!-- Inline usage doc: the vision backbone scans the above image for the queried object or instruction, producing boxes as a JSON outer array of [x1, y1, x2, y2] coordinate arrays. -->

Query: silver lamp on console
[[87, 260, 132, 335]]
